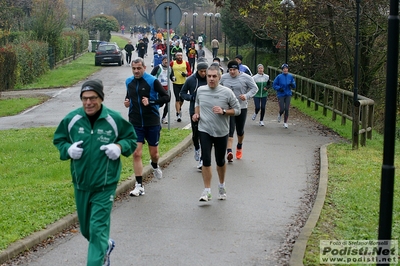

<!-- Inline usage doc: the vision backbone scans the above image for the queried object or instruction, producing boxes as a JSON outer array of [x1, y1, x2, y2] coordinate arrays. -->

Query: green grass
[[0, 127, 191, 251], [291, 99, 400, 266], [0, 97, 49, 117]]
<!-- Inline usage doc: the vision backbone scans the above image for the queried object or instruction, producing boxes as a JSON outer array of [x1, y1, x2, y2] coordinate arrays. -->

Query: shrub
[[0, 46, 17, 91]]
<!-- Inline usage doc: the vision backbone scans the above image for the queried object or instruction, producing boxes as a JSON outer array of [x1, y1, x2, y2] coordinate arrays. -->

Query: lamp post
[[203, 12, 208, 40], [193, 12, 198, 35], [280, 0, 295, 64], [214, 13, 221, 41], [208, 13, 213, 45], [183, 12, 188, 33], [81, 0, 84, 23]]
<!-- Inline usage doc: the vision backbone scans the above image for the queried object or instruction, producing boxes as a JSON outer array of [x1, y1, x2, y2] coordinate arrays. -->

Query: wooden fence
[[267, 66, 375, 148]]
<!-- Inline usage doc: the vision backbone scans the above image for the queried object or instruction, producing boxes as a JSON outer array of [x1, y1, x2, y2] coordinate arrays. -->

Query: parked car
[[95, 43, 123, 66]]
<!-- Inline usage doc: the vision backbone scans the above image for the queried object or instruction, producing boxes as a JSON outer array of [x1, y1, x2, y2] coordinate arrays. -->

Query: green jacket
[[53, 105, 137, 191], [252, 73, 270, 98]]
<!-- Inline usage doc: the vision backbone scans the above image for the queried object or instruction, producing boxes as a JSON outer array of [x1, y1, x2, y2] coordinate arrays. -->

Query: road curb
[[289, 143, 331, 266], [0, 133, 192, 265]]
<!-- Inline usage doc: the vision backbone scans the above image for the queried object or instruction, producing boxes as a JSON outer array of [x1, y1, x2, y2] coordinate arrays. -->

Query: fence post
[[367, 105, 374, 139], [314, 83, 319, 111], [323, 85, 328, 116], [352, 103, 360, 149]]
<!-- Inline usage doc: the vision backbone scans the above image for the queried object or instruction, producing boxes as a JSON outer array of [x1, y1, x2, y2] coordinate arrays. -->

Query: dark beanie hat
[[235, 54, 243, 61], [81, 79, 104, 100], [227, 60, 239, 69], [197, 62, 208, 70]]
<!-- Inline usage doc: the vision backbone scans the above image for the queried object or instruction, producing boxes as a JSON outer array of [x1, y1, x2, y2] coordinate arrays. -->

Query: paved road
[[1, 33, 339, 265]]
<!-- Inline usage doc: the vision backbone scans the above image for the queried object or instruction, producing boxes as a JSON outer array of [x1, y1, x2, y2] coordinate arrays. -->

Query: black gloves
[[181, 72, 187, 77]]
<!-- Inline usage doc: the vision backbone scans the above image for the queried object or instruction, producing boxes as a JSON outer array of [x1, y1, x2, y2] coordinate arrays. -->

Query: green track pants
[[74, 187, 115, 266]]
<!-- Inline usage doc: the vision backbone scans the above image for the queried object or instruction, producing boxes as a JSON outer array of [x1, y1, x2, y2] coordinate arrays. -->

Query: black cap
[[81, 79, 104, 100], [227, 60, 239, 69]]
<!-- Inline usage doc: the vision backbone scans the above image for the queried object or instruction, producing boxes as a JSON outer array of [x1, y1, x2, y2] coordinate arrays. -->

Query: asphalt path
[[1, 33, 339, 265]]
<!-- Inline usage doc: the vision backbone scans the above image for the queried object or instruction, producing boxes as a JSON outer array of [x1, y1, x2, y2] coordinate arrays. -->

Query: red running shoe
[[236, 149, 242, 159]]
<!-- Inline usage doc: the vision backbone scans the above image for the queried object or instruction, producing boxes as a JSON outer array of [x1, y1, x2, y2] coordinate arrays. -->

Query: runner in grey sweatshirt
[[219, 60, 258, 162]]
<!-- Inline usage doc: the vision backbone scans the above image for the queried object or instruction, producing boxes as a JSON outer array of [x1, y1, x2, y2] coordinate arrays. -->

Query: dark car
[[95, 43, 123, 66]]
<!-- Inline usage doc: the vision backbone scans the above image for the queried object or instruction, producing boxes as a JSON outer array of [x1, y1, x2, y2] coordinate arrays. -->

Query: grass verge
[[0, 127, 191, 251], [0, 97, 49, 117], [291, 98, 400, 265]]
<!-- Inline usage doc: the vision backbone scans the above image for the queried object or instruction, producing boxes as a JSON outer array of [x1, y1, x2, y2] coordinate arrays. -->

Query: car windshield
[[98, 45, 117, 52]]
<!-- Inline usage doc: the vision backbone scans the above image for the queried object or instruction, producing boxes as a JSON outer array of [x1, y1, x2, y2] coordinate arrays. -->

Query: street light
[[183, 12, 188, 33], [214, 13, 221, 41], [81, 0, 84, 23], [208, 13, 213, 45], [280, 0, 295, 64], [193, 12, 198, 35], [203, 12, 208, 40]]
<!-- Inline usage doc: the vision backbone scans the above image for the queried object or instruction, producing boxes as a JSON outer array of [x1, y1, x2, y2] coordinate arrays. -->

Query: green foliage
[[11, 41, 49, 86], [57, 30, 89, 61], [86, 15, 120, 42], [30, 0, 68, 61], [0, 46, 17, 91]]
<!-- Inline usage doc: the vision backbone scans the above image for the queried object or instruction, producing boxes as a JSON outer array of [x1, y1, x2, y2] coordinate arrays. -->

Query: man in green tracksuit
[[53, 79, 137, 266]]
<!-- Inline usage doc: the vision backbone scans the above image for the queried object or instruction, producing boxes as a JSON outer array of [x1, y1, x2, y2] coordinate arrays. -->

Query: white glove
[[68, 140, 83, 160], [100, 144, 121, 160]]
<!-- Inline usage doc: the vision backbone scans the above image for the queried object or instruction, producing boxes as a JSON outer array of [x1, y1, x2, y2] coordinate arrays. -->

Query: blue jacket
[[125, 72, 170, 127], [273, 72, 296, 97]]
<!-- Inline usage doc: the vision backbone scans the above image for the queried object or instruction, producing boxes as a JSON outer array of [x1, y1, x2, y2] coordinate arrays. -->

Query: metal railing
[[267, 66, 374, 148]]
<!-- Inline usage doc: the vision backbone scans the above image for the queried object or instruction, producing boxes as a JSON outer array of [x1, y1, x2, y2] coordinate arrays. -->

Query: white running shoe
[[197, 160, 203, 171], [102, 239, 115, 266], [284, 123, 288, 128], [199, 189, 212, 202], [218, 186, 227, 200], [252, 113, 257, 120], [161, 118, 168, 124], [259, 121, 264, 126], [277, 114, 282, 123], [194, 148, 201, 161], [153, 166, 163, 179], [129, 183, 145, 197], [177, 114, 181, 122]]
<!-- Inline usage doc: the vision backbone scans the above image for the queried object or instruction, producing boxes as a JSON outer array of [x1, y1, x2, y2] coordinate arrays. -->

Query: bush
[[0, 46, 17, 91], [12, 41, 49, 86]]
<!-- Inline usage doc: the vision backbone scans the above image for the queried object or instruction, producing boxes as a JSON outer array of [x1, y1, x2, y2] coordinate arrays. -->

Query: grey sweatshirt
[[219, 72, 259, 109], [195, 84, 241, 137]]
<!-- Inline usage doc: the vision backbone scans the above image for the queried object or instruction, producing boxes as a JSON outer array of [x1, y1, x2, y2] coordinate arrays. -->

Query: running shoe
[[194, 148, 201, 161], [284, 123, 288, 128], [252, 113, 257, 120], [277, 114, 282, 123], [227, 152, 233, 162], [129, 183, 145, 197], [102, 239, 115, 266], [153, 166, 163, 179], [218, 186, 227, 200], [197, 160, 203, 171], [199, 190, 212, 201], [161, 118, 168, 124], [259, 121, 264, 126], [236, 149, 243, 159], [177, 114, 181, 122]]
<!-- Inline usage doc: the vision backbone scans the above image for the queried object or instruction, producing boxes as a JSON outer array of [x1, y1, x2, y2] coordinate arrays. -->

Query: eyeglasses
[[81, 96, 99, 102]]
